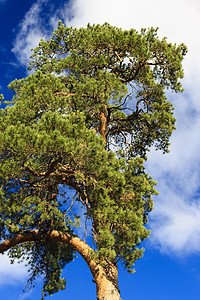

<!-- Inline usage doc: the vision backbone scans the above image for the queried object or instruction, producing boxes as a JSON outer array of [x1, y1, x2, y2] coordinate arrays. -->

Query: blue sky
[[1, 0, 200, 299]]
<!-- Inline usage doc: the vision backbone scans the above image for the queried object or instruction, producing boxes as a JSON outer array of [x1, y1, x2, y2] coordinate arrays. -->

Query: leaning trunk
[[94, 263, 121, 300], [0, 230, 122, 299]]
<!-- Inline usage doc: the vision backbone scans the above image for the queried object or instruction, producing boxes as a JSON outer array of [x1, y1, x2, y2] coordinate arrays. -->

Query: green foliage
[[9, 241, 75, 299], [0, 22, 186, 297]]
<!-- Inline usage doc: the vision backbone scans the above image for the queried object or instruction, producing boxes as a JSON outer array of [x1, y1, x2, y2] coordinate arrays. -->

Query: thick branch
[[0, 230, 120, 299], [99, 110, 107, 141], [0, 230, 98, 279]]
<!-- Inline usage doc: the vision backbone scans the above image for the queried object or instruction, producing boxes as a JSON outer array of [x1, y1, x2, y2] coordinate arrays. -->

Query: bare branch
[[53, 91, 76, 98]]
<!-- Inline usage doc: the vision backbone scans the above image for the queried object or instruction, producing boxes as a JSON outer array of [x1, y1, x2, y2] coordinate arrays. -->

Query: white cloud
[[0, 254, 27, 285], [149, 185, 200, 255], [12, 0, 49, 66], [146, 88, 200, 254], [11, 0, 200, 256]]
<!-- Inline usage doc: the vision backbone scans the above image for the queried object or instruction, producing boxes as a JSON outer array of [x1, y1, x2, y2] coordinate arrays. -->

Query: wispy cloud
[[146, 88, 200, 255], [12, 0, 49, 66], [11, 0, 200, 257], [149, 189, 200, 255], [0, 254, 27, 285], [19, 290, 33, 300]]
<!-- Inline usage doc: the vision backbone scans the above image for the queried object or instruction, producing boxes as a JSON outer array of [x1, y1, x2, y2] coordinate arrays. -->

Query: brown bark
[[95, 263, 121, 300], [99, 110, 107, 141], [0, 230, 121, 300]]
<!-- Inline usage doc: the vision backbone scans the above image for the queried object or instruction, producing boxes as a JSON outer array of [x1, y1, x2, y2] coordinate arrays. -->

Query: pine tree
[[0, 22, 187, 299]]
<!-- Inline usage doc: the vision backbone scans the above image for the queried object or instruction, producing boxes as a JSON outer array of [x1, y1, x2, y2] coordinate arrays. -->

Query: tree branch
[[0, 230, 99, 279]]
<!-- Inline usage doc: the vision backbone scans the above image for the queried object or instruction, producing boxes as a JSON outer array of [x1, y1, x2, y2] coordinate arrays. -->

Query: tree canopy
[[0, 22, 187, 299]]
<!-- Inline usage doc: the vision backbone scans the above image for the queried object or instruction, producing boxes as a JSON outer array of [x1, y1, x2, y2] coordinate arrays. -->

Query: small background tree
[[0, 22, 187, 299]]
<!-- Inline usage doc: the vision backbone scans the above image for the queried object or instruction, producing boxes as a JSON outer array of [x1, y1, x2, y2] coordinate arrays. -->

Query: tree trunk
[[99, 108, 107, 144], [95, 263, 121, 300], [0, 230, 122, 300]]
